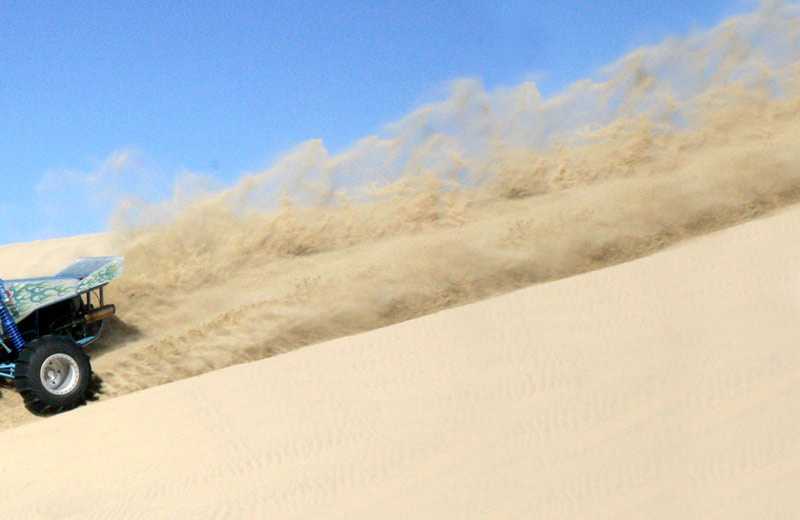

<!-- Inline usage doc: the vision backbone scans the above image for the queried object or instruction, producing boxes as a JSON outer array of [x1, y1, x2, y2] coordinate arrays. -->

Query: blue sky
[[0, 0, 753, 243]]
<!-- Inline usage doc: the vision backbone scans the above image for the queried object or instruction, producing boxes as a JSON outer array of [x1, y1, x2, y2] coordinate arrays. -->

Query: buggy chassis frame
[[0, 285, 109, 379]]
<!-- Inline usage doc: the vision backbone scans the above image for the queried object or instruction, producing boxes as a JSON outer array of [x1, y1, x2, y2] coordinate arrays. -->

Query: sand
[[0, 233, 114, 278], [0, 205, 796, 519], [0, 4, 797, 515]]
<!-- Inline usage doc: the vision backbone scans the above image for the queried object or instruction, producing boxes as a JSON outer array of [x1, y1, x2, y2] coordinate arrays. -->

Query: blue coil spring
[[0, 282, 25, 352]]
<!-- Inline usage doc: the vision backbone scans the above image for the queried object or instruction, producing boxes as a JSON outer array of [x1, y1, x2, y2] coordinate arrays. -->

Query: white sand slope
[[0, 208, 798, 519], [0, 233, 114, 279]]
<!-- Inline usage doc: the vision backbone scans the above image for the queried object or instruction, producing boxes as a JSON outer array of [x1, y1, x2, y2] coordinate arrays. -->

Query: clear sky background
[[0, 0, 755, 244]]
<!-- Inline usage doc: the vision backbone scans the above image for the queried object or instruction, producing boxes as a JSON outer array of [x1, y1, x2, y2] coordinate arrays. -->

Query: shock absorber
[[0, 280, 25, 353]]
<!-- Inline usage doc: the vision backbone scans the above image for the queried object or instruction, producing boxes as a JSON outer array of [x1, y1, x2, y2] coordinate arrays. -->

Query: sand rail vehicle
[[0, 256, 123, 414]]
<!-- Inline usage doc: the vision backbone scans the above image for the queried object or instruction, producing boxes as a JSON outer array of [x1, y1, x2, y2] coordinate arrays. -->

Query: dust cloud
[[9, 2, 800, 414]]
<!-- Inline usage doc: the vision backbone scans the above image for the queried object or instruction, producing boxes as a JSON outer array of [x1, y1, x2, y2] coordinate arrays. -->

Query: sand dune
[[0, 233, 113, 278], [0, 205, 796, 519], [0, 4, 797, 516], [2, 1, 799, 432]]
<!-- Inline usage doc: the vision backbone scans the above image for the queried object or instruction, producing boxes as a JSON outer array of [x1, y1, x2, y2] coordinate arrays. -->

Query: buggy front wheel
[[14, 335, 92, 415]]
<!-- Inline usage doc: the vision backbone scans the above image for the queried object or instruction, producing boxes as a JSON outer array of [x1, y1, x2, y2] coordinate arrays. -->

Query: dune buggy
[[0, 256, 123, 414]]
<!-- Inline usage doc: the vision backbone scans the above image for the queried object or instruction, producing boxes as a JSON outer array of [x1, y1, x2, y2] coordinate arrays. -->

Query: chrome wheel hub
[[40, 353, 80, 396]]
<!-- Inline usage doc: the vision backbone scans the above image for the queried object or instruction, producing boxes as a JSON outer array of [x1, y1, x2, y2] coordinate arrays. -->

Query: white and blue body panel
[[3, 256, 124, 324]]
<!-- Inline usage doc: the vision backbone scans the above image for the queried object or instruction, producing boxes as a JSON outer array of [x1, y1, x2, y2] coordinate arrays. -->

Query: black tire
[[14, 335, 92, 415]]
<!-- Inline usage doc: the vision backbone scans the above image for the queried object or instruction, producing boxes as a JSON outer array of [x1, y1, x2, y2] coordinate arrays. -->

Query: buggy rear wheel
[[14, 335, 92, 415]]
